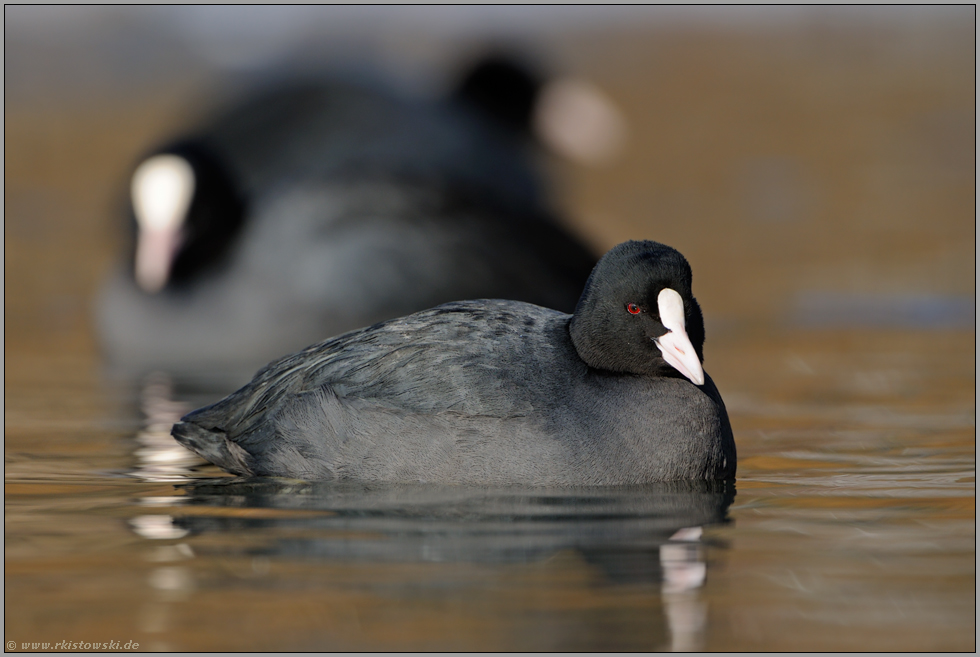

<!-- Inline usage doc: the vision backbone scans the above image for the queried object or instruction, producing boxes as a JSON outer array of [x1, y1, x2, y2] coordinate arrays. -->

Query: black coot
[[172, 240, 736, 485], [96, 58, 597, 382]]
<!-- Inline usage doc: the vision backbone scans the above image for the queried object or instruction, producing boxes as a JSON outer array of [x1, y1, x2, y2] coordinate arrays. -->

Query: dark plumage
[[96, 59, 597, 382], [172, 241, 736, 485]]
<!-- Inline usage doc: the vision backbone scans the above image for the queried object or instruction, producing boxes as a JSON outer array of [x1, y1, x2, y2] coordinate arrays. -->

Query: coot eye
[[626, 303, 641, 315]]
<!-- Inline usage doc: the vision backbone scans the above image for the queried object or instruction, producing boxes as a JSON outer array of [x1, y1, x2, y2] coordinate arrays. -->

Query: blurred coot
[[96, 56, 598, 384]]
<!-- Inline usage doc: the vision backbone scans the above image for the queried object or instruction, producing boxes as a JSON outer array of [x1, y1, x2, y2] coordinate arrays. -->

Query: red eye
[[626, 303, 641, 315]]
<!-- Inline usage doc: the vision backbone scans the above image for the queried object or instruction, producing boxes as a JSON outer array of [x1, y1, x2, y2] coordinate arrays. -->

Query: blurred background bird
[[94, 53, 626, 386]]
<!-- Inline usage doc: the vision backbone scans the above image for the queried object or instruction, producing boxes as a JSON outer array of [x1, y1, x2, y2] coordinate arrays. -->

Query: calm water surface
[[5, 329, 974, 652]]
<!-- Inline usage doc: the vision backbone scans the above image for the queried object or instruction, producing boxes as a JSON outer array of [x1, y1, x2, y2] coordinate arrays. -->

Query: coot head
[[128, 140, 246, 294], [569, 240, 705, 385], [453, 54, 542, 138]]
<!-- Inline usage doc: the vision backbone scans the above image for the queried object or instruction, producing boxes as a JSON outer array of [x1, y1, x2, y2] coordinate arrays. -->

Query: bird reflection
[[130, 371, 206, 482], [165, 478, 733, 571], [660, 527, 710, 651], [126, 478, 732, 649]]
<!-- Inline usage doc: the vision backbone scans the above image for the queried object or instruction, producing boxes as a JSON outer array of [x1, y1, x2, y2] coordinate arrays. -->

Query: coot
[[172, 240, 736, 485], [96, 59, 597, 382]]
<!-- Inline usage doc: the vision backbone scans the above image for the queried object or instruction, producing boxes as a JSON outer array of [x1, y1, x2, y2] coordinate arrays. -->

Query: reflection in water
[[125, 477, 733, 650], [128, 375, 204, 650], [172, 478, 732, 571], [130, 514, 190, 540], [661, 528, 708, 652], [661, 527, 706, 594], [662, 586, 707, 652], [131, 508, 197, 651], [131, 372, 206, 482]]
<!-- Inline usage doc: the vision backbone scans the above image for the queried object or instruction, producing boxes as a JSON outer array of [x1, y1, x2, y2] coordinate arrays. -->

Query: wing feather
[[181, 300, 568, 441]]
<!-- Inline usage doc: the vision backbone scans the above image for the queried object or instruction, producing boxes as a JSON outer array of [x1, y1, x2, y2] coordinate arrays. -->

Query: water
[[4, 8, 975, 652], [5, 328, 973, 651]]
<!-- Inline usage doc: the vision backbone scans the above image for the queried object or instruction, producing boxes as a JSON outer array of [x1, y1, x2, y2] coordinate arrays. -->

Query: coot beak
[[655, 288, 705, 386], [131, 154, 195, 294], [135, 227, 184, 293]]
